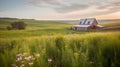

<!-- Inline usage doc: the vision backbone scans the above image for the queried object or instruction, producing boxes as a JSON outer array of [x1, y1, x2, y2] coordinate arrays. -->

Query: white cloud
[[29, 0, 119, 12], [29, 0, 64, 7]]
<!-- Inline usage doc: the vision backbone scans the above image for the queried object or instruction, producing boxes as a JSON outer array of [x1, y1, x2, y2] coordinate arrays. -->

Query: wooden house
[[73, 18, 103, 30]]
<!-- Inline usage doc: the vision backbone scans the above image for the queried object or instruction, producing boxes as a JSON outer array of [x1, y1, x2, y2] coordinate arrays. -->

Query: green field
[[0, 19, 120, 67]]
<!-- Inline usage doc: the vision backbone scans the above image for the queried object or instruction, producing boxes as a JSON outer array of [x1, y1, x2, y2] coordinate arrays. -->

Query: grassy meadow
[[0, 19, 120, 67]]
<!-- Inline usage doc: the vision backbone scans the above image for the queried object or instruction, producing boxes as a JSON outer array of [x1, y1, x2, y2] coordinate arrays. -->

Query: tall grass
[[0, 32, 120, 67], [0, 19, 120, 67]]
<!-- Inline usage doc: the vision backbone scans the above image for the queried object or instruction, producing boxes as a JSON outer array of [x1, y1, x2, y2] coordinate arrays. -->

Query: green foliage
[[101, 22, 120, 27], [11, 21, 27, 30], [0, 32, 120, 67], [6, 26, 12, 30], [0, 19, 120, 67]]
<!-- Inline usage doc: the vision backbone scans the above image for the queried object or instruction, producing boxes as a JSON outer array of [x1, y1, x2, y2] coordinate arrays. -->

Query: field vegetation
[[0, 18, 120, 67], [101, 22, 120, 27]]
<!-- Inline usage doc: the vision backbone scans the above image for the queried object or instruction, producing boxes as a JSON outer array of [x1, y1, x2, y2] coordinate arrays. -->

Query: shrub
[[6, 26, 12, 30], [11, 21, 27, 30]]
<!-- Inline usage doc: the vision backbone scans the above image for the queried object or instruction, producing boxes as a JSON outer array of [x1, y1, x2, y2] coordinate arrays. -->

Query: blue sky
[[0, 0, 120, 20]]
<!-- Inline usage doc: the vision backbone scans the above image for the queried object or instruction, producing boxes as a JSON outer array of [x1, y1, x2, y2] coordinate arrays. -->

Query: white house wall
[[76, 27, 88, 30]]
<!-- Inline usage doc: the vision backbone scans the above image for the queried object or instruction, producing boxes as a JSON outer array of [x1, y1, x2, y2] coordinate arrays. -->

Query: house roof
[[79, 18, 97, 25], [74, 25, 90, 27]]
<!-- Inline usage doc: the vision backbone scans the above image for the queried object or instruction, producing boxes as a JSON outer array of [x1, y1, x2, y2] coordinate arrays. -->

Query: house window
[[87, 21, 90, 24]]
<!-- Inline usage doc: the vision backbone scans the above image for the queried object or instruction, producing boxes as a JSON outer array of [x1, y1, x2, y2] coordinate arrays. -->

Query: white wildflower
[[19, 56, 22, 60], [20, 64, 24, 67], [28, 62, 33, 66], [28, 56, 32, 59], [16, 56, 22, 62], [24, 56, 31, 61], [16, 59, 18, 62], [48, 58, 52, 62], [16, 58, 20, 62]]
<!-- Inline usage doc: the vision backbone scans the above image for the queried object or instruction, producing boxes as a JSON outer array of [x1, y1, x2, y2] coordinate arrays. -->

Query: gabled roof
[[79, 18, 97, 25]]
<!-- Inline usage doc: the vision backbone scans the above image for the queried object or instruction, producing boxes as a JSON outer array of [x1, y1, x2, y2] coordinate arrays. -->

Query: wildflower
[[24, 57, 29, 61], [48, 58, 52, 62], [13, 53, 36, 67], [20, 64, 24, 67], [16, 56, 22, 62], [19, 56, 22, 60], [16, 59, 19, 62], [24, 56, 32, 61], [28, 56, 32, 59], [28, 62, 33, 66]]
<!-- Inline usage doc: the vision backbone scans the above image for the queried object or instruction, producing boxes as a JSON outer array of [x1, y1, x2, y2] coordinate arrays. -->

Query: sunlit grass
[[101, 22, 120, 27], [0, 32, 120, 67], [0, 19, 120, 67]]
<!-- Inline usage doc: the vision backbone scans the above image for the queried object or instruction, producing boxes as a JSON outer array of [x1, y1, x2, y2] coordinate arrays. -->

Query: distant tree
[[11, 21, 27, 30], [6, 26, 12, 30]]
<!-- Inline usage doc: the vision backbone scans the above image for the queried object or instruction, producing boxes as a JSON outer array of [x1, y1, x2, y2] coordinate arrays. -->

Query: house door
[[92, 25, 96, 29]]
